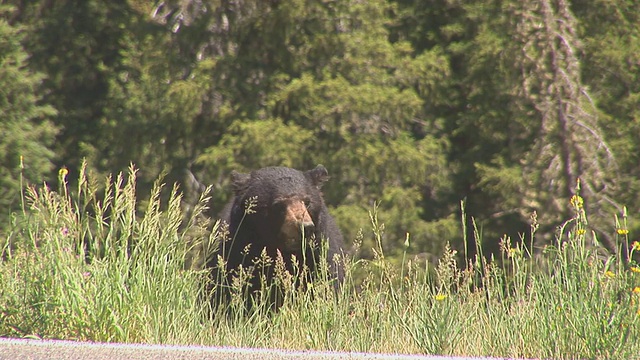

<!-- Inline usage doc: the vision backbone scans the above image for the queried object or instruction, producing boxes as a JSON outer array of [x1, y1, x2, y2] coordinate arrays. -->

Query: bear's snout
[[302, 222, 315, 236], [279, 199, 315, 250]]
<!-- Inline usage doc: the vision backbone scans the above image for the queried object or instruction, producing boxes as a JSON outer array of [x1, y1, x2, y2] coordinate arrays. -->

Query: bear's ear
[[230, 170, 251, 195], [306, 165, 330, 187]]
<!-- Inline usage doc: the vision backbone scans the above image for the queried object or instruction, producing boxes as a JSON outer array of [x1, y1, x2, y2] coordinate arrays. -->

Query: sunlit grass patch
[[0, 163, 213, 343]]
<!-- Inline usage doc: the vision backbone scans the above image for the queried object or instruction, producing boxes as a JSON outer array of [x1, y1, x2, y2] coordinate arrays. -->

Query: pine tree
[[515, 0, 618, 241], [0, 5, 57, 224], [8, 0, 133, 176]]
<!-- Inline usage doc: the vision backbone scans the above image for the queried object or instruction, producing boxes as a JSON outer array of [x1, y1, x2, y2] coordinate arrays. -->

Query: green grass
[[1, 165, 639, 359]]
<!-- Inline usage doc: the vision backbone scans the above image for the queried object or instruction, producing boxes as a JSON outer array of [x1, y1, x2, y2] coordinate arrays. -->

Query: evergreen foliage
[[0, 5, 57, 224], [2, 0, 640, 263]]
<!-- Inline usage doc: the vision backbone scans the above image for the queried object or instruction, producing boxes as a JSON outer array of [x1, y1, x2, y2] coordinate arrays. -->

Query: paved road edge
[[0, 338, 510, 360]]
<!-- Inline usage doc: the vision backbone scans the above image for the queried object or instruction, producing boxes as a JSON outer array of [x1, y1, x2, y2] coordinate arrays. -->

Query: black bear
[[208, 165, 345, 310]]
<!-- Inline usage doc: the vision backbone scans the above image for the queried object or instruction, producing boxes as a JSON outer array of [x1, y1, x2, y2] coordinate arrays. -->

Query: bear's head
[[229, 165, 330, 252]]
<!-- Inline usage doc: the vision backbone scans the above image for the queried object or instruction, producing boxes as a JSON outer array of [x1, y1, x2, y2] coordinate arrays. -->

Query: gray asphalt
[[0, 338, 508, 360]]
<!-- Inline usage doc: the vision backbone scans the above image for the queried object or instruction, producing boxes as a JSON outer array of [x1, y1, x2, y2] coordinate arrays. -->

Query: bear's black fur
[[208, 165, 345, 310]]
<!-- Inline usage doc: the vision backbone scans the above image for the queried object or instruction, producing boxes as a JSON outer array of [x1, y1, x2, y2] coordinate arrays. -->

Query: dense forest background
[[2, 0, 639, 263]]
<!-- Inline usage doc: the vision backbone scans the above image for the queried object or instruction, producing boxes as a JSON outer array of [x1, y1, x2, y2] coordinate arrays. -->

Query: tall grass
[[1, 165, 639, 359], [1, 164, 213, 343]]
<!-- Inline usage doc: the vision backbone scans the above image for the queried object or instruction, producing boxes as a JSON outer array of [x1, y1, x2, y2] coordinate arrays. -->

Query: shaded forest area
[[2, 0, 639, 263]]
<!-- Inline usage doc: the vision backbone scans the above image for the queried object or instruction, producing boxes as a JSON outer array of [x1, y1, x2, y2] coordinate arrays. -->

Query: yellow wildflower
[[633, 287, 640, 295], [59, 167, 69, 181], [632, 241, 640, 251], [434, 294, 447, 301], [570, 195, 583, 209], [617, 228, 629, 235], [605, 271, 615, 278], [575, 229, 586, 236], [631, 267, 640, 274], [507, 247, 520, 258]]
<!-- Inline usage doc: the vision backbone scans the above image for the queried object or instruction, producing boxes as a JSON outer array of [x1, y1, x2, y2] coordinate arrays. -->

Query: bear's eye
[[273, 201, 287, 213]]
